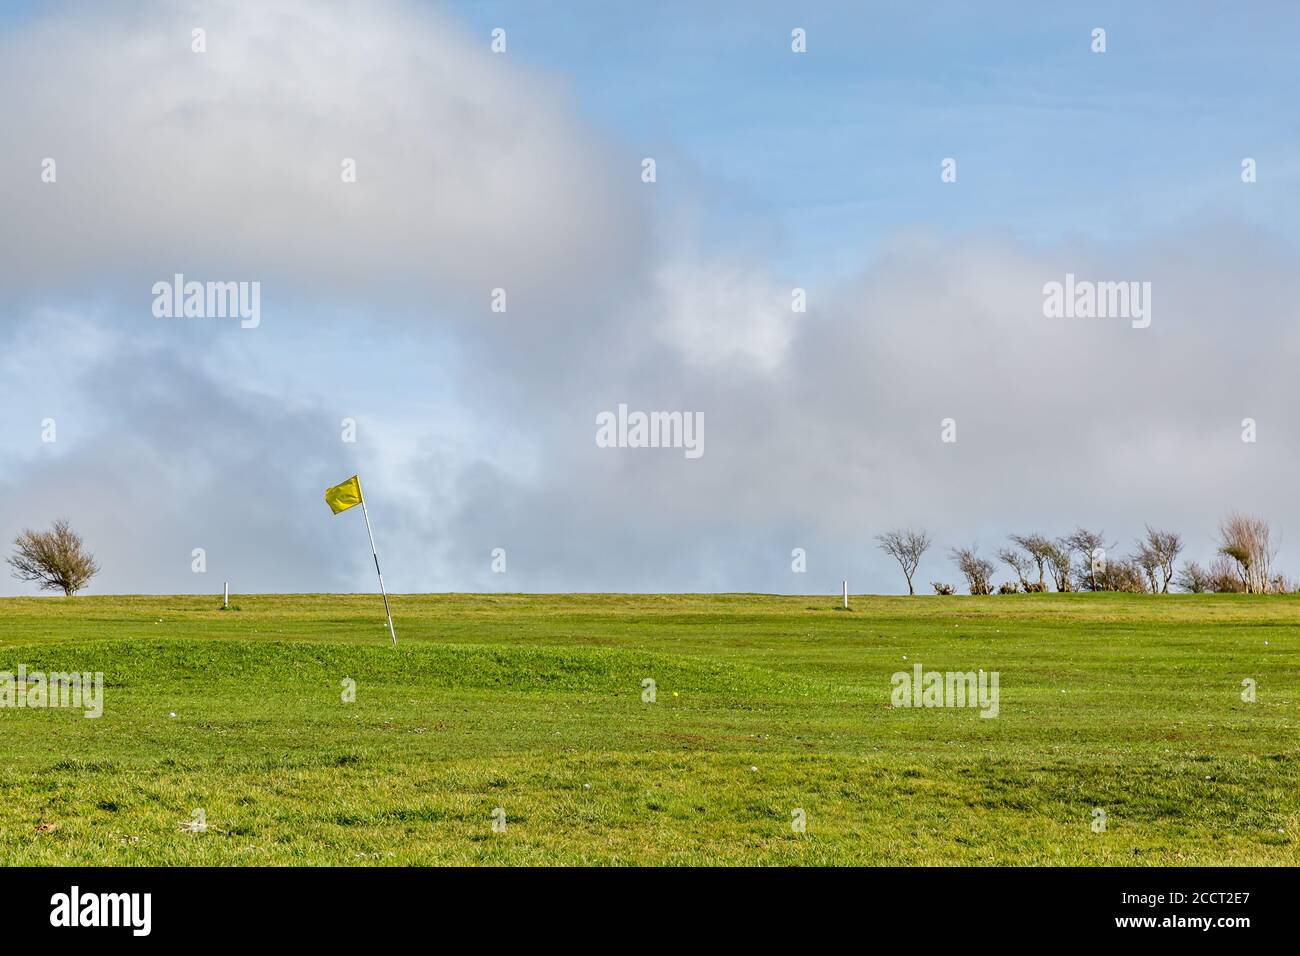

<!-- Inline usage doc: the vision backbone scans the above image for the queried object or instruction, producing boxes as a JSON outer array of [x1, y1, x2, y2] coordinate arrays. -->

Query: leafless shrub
[[931, 582, 955, 596], [1216, 512, 1278, 593], [1139, 526, 1183, 593], [996, 582, 1019, 595], [7, 519, 100, 596], [1064, 527, 1113, 591], [1209, 556, 1246, 593], [996, 547, 1033, 591], [1133, 542, 1161, 593], [1093, 556, 1148, 593], [1174, 561, 1210, 593], [1043, 538, 1074, 592], [1008, 533, 1053, 590], [949, 546, 995, 596], [875, 528, 932, 596]]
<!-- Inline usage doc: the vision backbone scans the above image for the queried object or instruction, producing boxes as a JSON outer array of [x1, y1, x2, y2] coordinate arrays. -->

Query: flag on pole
[[324, 475, 363, 514], [324, 474, 397, 646]]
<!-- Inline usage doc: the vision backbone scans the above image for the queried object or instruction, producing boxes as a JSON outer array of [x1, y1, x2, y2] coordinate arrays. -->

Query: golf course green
[[0, 592, 1295, 865]]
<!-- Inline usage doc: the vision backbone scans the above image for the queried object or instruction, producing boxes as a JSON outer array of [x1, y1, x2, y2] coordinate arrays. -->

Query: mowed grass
[[0, 592, 1297, 865]]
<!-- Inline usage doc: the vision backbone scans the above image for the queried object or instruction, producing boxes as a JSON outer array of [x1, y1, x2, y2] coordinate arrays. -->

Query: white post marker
[[223, 581, 229, 609], [843, 580, 848, 609], [360, 498, 397, 646]]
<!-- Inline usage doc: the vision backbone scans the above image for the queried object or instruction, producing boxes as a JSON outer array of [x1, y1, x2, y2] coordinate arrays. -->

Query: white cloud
[[655, 258, 796, 371], [0, 0, 644, 307], [2, 2, 1298, 595]]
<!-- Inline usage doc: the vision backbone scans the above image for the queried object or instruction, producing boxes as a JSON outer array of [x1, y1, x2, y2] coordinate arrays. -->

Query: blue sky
[[1, 1, 1298, 595], [448, 0, 1299, 272]]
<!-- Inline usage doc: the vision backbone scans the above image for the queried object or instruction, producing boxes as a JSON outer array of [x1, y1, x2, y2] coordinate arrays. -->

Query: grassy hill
[[0, 592, 1296, 864]]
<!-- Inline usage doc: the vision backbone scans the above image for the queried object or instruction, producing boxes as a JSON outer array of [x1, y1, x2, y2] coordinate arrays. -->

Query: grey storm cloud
[[2, 1, 1298, 595], [0, 341, 365, 593]]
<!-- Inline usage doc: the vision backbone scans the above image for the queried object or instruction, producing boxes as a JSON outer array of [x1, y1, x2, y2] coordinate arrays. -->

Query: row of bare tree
[[875, 513, 1287, 595], [6, 514, 1287, 598]]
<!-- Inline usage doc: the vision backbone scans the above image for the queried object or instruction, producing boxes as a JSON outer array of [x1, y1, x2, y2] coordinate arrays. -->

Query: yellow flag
[[325, 475, 363, 515]]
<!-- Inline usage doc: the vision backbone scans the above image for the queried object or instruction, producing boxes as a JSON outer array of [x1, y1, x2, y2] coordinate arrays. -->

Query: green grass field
[[0, 592, 1296, 865]]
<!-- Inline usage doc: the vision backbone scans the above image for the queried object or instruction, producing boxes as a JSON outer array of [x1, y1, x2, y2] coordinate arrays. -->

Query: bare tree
[[1133, 542, 1161, 594], [1064, 527, 1112, 591], [1139, 526, 1183, 593], [1094, 556, 1148, 593], [949, 546, 995, 595], [1009, 533, 1052, 590], [1043, 538, 1074, 592], [996, 547, 1033, 591], [1216, 512, 1278, 594], [8, 519, 101, 596], [1174, 561, 1210, 593], [875, 528, 931, 596], [1208, 555, 1246, 593]]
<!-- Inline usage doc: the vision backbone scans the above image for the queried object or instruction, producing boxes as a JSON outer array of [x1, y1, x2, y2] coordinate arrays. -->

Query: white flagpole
[[359, 497, 397, 646]]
